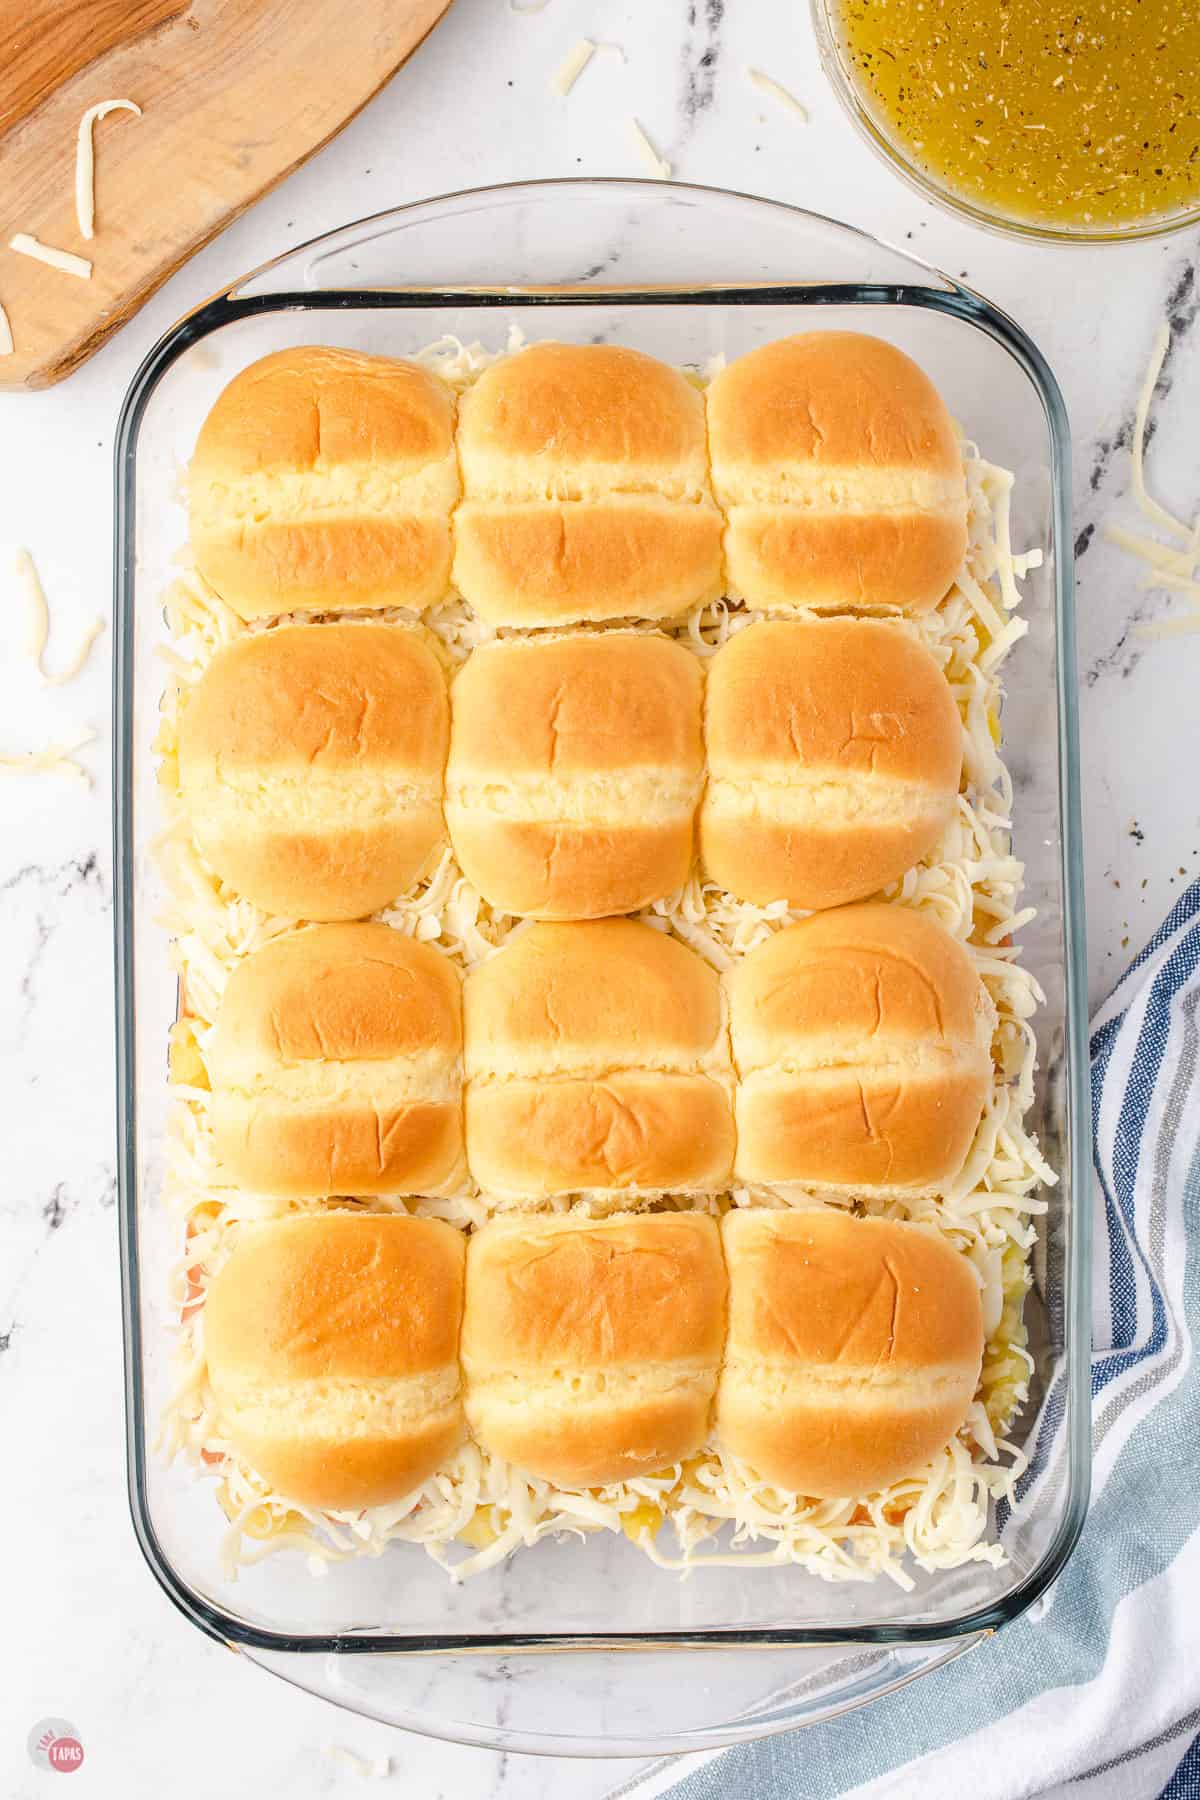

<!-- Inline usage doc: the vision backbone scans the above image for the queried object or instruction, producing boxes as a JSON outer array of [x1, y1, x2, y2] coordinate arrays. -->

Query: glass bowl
[[809, 0, 1200, 245], [113, 178, 1091, 1755]]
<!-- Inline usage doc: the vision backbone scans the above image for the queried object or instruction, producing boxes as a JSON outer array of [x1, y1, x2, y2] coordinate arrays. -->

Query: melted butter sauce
[[832, 0, 1200, 230]]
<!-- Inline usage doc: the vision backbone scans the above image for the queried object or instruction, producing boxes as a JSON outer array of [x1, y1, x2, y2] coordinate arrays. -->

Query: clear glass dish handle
[[241, 1635, 987, 1756], [222, 177, 962, 304]]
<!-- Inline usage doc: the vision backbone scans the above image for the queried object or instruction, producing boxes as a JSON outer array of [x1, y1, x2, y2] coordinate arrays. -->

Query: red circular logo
[[27, 1720, 85, 1775], [48, 1737, 85, 1773]]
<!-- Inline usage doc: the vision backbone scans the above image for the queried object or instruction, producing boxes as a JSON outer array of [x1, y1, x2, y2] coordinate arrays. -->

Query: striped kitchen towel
[[613, 879, 1200, 1800]]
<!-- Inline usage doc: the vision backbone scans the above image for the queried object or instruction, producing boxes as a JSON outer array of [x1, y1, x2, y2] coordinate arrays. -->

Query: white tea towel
[[612, 880, 1200, 1800]]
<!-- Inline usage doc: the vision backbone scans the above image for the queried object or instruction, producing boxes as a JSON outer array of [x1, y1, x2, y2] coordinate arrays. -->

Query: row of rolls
[[203, 1206, 986, 1512], [173, 614, 965, 924], [201, 907, 995, 1207], [188, 332, 969, 628]]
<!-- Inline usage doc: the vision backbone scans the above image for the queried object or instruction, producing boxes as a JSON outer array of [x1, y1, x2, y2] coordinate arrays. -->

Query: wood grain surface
[[0, 0, 452, 390]]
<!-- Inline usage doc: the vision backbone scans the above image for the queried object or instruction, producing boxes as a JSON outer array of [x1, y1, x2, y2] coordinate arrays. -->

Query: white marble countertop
[[3, 1, 1198, 1795]]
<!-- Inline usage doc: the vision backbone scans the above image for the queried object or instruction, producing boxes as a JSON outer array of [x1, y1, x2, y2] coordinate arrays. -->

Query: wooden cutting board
[[0, 0, 452, 390]]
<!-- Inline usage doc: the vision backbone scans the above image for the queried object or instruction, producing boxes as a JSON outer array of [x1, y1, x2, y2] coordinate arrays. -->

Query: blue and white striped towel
[[614, 880, 1200, 1800]]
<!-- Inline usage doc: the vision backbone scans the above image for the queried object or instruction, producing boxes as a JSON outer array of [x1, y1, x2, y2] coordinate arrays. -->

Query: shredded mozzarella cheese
[[747, 68, 809, 122], [321, 1746, 391, 1780], [1137, 613, 1200, 639], [0, 300, 12, 356], [553, 39, 596, 95], [75, 99, 141, 240], [627, 117, 672, 178], [1106, 321, 1200, 636], [44, 616, 105, 684], [553, 39, 625, 93], [1130, 323, 1191, 543], [9, 233, 92, 280], [0, 727, 95, 784], [13, 549, 105, 683]]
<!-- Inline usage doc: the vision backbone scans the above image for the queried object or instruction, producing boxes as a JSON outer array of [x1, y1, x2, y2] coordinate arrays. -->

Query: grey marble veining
[[2, 0, 1198, 1794]]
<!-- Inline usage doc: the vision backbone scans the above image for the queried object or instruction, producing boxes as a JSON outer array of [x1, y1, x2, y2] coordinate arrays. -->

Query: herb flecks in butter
[[833, 0, 1200, 230]]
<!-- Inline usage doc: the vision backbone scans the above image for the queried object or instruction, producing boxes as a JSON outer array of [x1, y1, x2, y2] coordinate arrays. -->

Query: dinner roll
[[729, 904, 995, 1196], [463, 1212, 726, 1486], [717, 1209, 984, 1496], [706, 333, 967, 615], [701, 619, 962, 908], [189, 347, 458, 620], [453, 342, 723, 624], [445, 633, 704, 918], [463, 919, 735, 1203], [177, 623, 448, 919], [207, 925, 464, 1198], [204, 1212, 466, 1510]]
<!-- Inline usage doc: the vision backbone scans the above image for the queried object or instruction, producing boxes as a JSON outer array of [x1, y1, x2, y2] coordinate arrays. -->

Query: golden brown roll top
[[177, 623, 449, 920], [701, 618, 963, 908], [203, 1212, 466, 1510], [445, 632, 704, 918], [203, 1207, 984, 1509], [189, 347, 459, 620], [462, 1212, 726, 1487], [717, 1210, 984, 1496], [728, 904, 995, 1197], [463, 920, 735, 1203], [207, 925, 464, 1198], [706, 333, 968, 616], [452, 342, 723, 624]]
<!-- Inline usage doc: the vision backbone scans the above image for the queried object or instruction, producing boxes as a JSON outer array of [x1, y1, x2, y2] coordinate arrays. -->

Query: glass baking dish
[[113, 179, 1090, 1756]]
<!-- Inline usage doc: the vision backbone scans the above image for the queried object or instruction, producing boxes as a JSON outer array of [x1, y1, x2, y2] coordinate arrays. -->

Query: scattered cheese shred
[[44, 616, 106, 685], [628, 116, 671, 178], [15, 548, 51, 662], [0, 728, 95, 784], [1131, 322, 1191, 543], [1107, 319, 1200, 639], [9, 233, 92, 281], [747, 67, 809, 122], [75, 99, 141, 240], [553, 39, 596, 95], [510, 0, 551, 12], [0, 299, 12, 356], [1104, 520, 1198, 578], [1146, 569, 1200, 598], [1137, 614, 1200, 640], [13, 549, 106, 684], [552, 39, 624, 95], [321, 1746, 391, 1780]]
